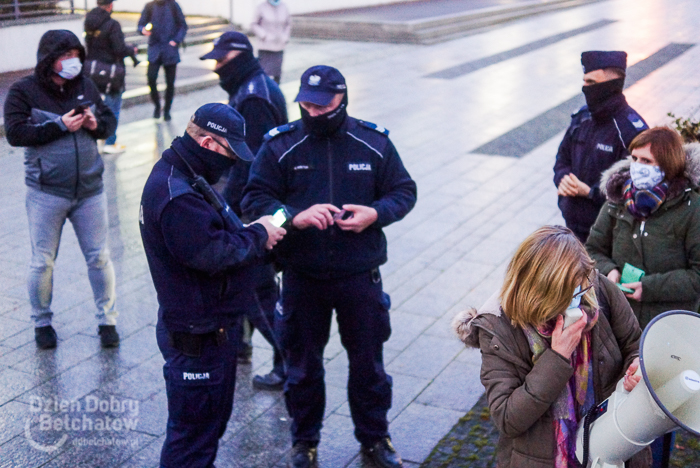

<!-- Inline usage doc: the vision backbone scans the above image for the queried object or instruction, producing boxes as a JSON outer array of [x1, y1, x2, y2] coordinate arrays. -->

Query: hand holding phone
[[332, 209, 353, 221]]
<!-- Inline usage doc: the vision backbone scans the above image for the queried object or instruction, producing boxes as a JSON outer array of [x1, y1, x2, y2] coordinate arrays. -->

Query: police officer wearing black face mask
[[139, 103, 286, 468], [200, 31, 289, 391], [242, 65, 417, 468], [554, 51, 649, 243]]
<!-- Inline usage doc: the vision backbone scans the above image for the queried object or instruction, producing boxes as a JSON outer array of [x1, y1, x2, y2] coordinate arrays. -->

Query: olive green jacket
[[586, 143, 700, 328]]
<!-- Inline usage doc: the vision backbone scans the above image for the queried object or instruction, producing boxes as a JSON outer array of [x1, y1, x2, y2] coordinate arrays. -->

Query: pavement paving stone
[[416, 360, 484, 413], [386, 335, 464, 380], [118, 434, 164, 468]]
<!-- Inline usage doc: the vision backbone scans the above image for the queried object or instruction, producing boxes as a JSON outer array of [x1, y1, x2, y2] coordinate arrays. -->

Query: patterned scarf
[[522, 308, 599, 468], [623, 179, 668, 220]]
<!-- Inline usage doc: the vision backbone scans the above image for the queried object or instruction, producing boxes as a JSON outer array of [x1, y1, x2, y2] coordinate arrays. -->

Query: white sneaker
[[103, 143, 126, 154]]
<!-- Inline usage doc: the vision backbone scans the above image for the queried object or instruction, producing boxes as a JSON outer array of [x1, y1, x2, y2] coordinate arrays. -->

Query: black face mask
[[180, 133, 235, 184], [582, 78, 624, 114], [300, 93, 348, 136]]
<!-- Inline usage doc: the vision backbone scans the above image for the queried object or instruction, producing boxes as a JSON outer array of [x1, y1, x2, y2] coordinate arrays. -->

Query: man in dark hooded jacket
[[138, 0, 187, 121], [85, 0, 139, 154], [3, 30, 118, 350], [553, 51, 648, 242], [200, 31, 288, 391]]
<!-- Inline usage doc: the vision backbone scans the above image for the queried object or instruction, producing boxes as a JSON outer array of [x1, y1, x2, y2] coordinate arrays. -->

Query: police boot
[[289, 441, 317, 468], [363, 437, 403, 468]]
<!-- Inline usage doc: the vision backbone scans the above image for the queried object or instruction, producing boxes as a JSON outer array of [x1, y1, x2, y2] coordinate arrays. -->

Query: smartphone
[[73, 101, 93, 115], [333, 209, 353, 221], [617, 283, 634, 294], [563, 307, 583, 330], [270, 207, 287, 228]]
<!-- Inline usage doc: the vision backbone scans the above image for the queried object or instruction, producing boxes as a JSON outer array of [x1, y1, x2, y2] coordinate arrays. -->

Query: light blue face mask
[[57, 57, 82, 80], [630, 162, 665, 190], [268, 0, 281, 5], [568, 285, 583, 310]]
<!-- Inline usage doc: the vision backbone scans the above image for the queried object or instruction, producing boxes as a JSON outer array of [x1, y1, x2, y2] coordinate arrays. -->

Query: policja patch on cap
[[295, 65, 347, 106], [581, 51, 627, 74], [191, 103, 255, 161], [200, 31, 253, 61]]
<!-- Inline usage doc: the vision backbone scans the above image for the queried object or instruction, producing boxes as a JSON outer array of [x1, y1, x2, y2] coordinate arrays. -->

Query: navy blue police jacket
[[241, 116, 417, 279], [219, 57, 288, 218], [553, 97, 647, 239], [139, 134, 269, 333]]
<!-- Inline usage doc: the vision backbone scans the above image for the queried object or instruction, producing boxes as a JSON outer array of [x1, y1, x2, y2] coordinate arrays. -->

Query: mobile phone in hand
[[333, 209, 353, 221], [616, 283, 634, 294], [270, 207, 288, 228], [73, 101, 93, 115]]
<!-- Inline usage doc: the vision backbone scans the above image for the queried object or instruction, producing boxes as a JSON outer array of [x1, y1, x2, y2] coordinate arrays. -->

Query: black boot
[[363, 437, 403, 468], [163, 100, 172, 121], [98, 325, 120, 348], [289, 441, 317, 468], [35, 325, 57, 349], [153, 105, 161, 119]]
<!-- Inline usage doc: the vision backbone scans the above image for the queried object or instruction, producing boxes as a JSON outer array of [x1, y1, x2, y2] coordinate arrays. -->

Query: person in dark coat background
[[85, 0, 139, 153], [138, 0, 187, 121], [553, 50, 648, 243], [200, 31, 289, 391], [4, 30, 119, 350]]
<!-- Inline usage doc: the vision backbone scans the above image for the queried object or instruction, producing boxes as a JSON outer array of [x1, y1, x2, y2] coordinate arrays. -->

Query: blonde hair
[[500, 226, 597, 328]]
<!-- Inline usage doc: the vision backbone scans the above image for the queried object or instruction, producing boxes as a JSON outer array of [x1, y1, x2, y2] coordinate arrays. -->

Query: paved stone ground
[[2, 0, 700, 466]]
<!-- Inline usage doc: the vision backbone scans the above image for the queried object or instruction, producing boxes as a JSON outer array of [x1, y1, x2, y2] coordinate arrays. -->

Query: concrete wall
[[104, 0, 417, 27], [0, 16, 84, 73]]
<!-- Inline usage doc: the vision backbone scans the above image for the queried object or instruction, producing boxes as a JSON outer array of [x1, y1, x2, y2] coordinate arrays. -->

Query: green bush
[[668, 112, 700, 143]]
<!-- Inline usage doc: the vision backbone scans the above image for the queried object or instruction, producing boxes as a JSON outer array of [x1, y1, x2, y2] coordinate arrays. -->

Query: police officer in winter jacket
[[139, 103, 285, 467], [553, 51, 648, 242], [4, 29, 118, 350], [85, 0, 139, 153], [242, 66, 417, 468], [200, 31, 289, 390], [137, 0, 187, 120]]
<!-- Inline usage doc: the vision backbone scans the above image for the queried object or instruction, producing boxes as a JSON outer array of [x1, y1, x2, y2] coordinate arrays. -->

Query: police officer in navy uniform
[[554, 51, 648, 242], [139, 103, 286, 467], [200, 31, 289, 390], [242, 66, 417, 468]]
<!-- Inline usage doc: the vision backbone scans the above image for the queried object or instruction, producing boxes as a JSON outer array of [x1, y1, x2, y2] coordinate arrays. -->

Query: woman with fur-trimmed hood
[[452, 226, 648, 467], [586, 127, 700, 330]]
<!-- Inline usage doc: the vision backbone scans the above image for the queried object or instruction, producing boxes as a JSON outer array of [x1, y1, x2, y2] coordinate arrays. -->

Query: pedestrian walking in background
[[139, 103, 285, 467], [3, 30, 120, 350], [84, 0, 140, 154], [454, 225, 651, 468], [243, 65, 416, 468], [138, 0, 187, 121], [554, 51, 648, 243], [200, 31, 288, 390], [251, 0, 291, 83]]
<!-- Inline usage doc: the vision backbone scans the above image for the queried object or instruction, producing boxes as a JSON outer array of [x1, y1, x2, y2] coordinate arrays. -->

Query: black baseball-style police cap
[[200, 31, 253, 61], [192, 103, 254, 161], [295, 65, 347, 106], [581, 51, 627, 74]]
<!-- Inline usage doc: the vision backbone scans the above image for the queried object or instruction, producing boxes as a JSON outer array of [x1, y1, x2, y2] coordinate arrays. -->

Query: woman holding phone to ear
[[586, 127, 700, 330], [453, 226, 649, 467]]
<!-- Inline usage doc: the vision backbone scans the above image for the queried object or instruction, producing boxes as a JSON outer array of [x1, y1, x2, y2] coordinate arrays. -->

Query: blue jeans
[[26, 187, 117, 327], [103, 93, 122, 145]]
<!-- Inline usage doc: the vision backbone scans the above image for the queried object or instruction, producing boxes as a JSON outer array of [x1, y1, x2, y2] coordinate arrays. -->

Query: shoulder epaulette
[[627, 112, 648, 131], [264, 123, 295, 141], [358, 120, 389, 136], [571, 105, 588, 118]]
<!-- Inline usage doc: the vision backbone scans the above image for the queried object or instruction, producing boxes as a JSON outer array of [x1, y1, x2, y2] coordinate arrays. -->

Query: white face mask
[[57, 57, 82, 80], [630, 161, 665, 190]]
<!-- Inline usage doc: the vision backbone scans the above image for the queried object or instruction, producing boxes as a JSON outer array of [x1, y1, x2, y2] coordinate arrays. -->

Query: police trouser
[[156, 316, 241, 468], [244, 265, 284, 375], [279, 268, 393, 446]]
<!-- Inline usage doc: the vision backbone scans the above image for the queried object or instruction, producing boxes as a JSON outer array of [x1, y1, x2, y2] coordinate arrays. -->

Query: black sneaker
[[163, 110, 171, 121], [252, 370, 285, 391], [363, 437, 403, 468], [35, 326, 57, 349], [289, 441, 317, 468], [153, 106, 161, 119], [98, 325, 120, 348]]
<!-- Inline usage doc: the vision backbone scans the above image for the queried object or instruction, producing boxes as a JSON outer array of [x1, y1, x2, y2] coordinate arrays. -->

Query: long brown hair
[[500, 226, 596, 328]]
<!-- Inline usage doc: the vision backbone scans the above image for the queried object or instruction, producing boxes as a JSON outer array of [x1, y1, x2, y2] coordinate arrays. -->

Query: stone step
[[291, 0, 605, 45]]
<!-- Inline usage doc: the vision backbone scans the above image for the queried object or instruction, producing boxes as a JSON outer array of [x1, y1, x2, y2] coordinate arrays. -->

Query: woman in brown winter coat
[[453, 226, 650, 468]]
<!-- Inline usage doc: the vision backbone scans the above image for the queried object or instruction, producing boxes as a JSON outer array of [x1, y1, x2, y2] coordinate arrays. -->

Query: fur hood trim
[[601, 143, 700, 203], [452, 291, 501, 348]]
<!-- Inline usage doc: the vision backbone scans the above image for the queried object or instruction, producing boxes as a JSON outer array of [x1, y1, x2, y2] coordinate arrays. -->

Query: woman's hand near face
[[551, 314, 587, 360], [623, 357, 642, 392]]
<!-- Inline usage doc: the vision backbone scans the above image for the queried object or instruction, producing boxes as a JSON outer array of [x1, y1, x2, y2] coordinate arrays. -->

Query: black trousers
[[280, 268, 393, 446], [147, 61, 177, 111]]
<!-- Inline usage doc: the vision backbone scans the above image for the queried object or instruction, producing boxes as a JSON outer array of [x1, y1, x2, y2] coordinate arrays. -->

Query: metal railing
[[0, 0, 81, 22]]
